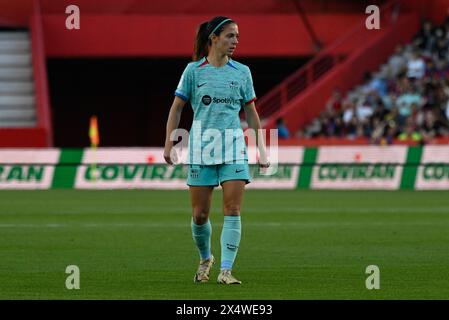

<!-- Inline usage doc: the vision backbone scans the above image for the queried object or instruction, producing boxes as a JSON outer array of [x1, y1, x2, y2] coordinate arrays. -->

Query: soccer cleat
[[193, 255, 215, 283], [217, 269, 242, 284]]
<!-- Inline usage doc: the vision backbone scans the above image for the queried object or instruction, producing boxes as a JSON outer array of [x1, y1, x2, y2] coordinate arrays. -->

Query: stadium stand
[[298, 17, 449, 145], [1, 0, 449, 147], [259, 0, 449, 146]]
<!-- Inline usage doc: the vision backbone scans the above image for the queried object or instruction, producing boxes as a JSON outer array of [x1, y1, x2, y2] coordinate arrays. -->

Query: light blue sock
[[191, 219, 211, 261], [220, 216, 241, 270]]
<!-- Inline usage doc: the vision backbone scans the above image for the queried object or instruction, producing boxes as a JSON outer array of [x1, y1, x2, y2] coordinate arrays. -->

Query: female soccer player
[[163, 16, 269, 284]]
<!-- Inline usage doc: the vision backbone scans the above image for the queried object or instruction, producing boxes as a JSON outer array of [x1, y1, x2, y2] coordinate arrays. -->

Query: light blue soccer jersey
[[175, 57, 256, 165]]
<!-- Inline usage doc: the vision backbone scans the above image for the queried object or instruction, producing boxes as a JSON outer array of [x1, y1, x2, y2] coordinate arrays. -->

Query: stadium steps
[[0, 53, 31, 67], [0, 95, 35, 106], [0, 31, 36, 128], [0, 40, 30, 54], [0, 81, 34, 94], [0, 32, 29, 40], [0, 108, 35, 120], [0, 67, 32, 80], [0, 119, 36, 127]]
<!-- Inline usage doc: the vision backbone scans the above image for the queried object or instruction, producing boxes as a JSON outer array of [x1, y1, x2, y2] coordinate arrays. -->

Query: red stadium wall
[[404, 0, 449, 24], [0, 0, 33, 26], [41, 14, 365, 57], [0, 0, 387, 57], [0, 0, 384, 18], [0, 128, 47, 147]]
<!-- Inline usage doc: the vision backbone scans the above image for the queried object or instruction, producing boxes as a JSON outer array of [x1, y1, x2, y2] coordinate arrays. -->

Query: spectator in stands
[[413, 20, 435, 55], [305, 116, 322, 138], [419, 109, 449, 141], [391, 74, 410, 99], [325, 88, 343, 114], [424, 59, 438, 78], [434, 59, 449, 79], [356, 98, 374, 123], [318, 114, 332, 137], [371, 122, 397, 145], [383, 124, 398, 145], [440, 61, 449, 80], [410, 103, 425, 128], [399, 118, 422, 143], [342, 100, 356, 124], [396, 85, 424, 118], [345, 116, 359, 139], [435, 107, 449, 135], [361, 72, 375, 95], [333, 117, 344, 137], [371, 100, 389, 123], [318, 112, 343, 137], [388, 45, 407, 77], [410, 104, 425, 128], [433, 36, 448, 61], [423, 76, 442, 108], [368, 75, 389, 97], [420, 110, 439, 143], [369, 117, 386, 144], [407, 50, 426, 80], [385, 106, 403, 129], [382, 92, 398, 110], [276, 118, 290, 139]]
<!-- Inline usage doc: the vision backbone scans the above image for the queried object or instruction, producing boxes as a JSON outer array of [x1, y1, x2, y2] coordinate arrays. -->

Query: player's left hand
[[258, 157, 270, 168]]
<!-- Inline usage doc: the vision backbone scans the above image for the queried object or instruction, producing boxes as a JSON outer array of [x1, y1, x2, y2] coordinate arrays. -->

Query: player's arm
[[164, 96, 187, 165], [244, 102, 269, 168]]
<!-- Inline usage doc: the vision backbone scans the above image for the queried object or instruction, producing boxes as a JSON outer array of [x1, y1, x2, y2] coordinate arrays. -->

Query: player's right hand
[[163, 145, 177, 165]]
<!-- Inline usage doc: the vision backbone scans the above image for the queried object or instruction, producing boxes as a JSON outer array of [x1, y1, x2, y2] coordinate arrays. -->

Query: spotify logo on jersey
[[202, 95, 239, 106], [202, 95, 212, 105]]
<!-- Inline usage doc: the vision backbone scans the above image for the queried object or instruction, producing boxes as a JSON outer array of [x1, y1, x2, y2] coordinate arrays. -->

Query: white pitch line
[[0, 221, 446, 228], [1, 207, 448, 215]]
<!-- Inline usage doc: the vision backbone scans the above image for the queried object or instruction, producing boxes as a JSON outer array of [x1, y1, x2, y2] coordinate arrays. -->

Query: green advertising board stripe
[[51, 149, 84, 189], [297, 147, 317, 189], [400, 146, 423, 190]]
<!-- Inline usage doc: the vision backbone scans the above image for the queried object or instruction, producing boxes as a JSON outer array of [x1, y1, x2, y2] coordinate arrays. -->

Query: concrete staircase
[[0, 30, 36, 128]]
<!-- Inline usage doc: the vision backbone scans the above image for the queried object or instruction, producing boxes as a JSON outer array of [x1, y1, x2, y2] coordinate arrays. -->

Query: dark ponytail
[[193, 21, 210, 61], [192, 16, 235, 61]]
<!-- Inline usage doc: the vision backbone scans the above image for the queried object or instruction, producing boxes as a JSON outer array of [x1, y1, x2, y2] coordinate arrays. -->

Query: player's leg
[[189, 185, 215, 282], [188, 164, 219, 283], [190, 185, 214, 257], [218, 179, 246, 284]]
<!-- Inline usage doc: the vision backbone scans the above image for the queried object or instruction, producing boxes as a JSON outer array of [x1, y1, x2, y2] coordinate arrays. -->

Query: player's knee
[[192, 207, 210, 224], [224, 204, 240, 216]]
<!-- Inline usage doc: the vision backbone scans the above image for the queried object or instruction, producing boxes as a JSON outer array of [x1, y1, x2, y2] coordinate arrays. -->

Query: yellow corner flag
[[89, 115, 100, 147], [89, 115, 100, 182]]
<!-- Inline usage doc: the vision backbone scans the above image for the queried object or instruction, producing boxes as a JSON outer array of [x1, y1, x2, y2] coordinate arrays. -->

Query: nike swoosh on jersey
[[197, 83, 207, 88]]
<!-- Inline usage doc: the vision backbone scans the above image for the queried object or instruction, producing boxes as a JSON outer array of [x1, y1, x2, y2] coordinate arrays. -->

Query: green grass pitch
[[1, 189, 448, 299]]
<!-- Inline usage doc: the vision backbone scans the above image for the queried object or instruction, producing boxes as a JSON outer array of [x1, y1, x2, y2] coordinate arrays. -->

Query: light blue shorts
[[187, 162, 251, 187]]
